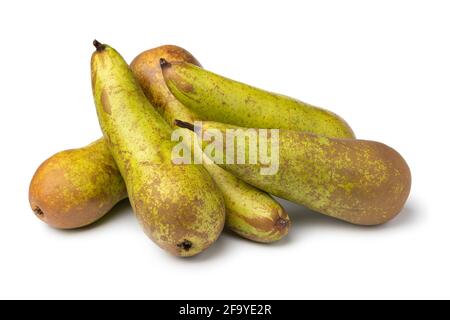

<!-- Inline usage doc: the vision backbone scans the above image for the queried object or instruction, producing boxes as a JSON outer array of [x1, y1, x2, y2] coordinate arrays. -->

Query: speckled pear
[[91, 41, 225, 256], [162, 61, 355, 138], [29, 139, 127, 229], [131, 47, 290, 242], [178, 120, 411, 225]]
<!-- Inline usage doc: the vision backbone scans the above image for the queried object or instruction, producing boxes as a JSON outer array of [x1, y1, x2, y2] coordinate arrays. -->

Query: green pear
[[177, 120, 411, 226], [91, 41, 225, 256], [131, 47, 290, 243], [162, 61, 355, 138], [29, 139, 127, 229]]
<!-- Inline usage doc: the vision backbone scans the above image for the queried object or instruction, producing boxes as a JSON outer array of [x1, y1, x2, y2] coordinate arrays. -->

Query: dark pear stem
[[160, 58, 172, 69], [93, 40, 106, 52], [175, 119, 195, 131]]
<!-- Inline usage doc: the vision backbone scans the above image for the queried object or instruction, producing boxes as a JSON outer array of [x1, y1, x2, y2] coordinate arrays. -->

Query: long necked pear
[[29, 139, 127, 229], [91, 41, 225, 256], [131, 47, 290, 242], [177, 120, 411, 225], [162, 61, 355, 139]]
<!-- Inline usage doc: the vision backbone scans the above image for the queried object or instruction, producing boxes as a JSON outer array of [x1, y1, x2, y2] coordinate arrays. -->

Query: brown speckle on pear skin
[[101, 89, 112, 115]]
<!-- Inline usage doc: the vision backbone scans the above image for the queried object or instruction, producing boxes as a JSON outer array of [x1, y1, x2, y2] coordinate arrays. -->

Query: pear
[[91, 41, 225, 256], [177, 120, 411, 225], [162, 61, 355, 138], [29, 139, 127, 229], [131, 46, 290, 242]]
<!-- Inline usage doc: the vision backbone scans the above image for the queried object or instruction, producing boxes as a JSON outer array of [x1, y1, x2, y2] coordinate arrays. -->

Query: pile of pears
[[29, 41, 411, 257]]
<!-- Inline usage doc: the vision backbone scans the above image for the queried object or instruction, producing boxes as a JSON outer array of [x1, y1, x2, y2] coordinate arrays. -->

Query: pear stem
[[160, 58, 172, 69], [93, 40, 106, 52], [175, 119, 195, 131]]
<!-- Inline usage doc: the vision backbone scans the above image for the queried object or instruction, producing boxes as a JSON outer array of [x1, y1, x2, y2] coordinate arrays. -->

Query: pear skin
[[162, 61, 355, 138], [91, 42, 225, 256], [178, 120, 411, 226], [29, 139, 127, 229], [131, 47, 290, 243]]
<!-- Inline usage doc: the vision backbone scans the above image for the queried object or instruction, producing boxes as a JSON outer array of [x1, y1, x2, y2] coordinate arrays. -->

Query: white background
[[0, 0, 449, 299]]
